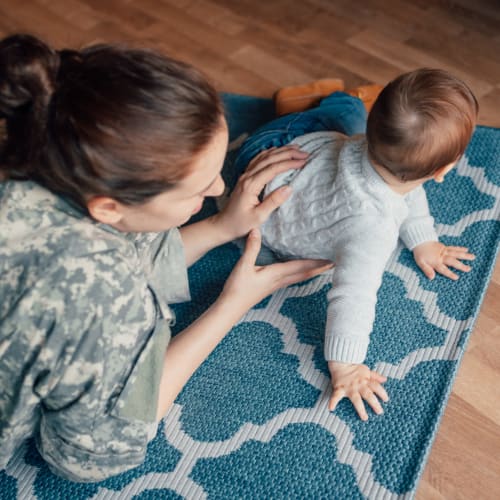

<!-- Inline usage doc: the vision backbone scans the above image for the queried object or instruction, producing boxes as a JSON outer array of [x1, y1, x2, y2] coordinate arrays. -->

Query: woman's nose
[[207, 174, 225, 197]]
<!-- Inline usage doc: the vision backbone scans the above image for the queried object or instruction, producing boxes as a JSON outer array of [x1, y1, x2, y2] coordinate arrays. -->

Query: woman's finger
[[272, 259, 333, 287], [242, 147, 296, 176], [253, 185, 293, 222], [244, 146, 307, 176], [280, 264, 333, 288], [240, 229, 262, 267], [241, 159, 308, 195], [245, 147, 276, 167], [242, 148, 276, 176]]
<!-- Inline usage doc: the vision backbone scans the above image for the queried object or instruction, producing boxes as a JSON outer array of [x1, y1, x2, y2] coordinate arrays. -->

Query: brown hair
[[366, 68, 478, 181], [0, 34, 224, 208]]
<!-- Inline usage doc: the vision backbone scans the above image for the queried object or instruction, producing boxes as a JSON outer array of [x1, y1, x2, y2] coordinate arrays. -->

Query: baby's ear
[[87, 196, 124, 224], [432, 162, 456, 183]]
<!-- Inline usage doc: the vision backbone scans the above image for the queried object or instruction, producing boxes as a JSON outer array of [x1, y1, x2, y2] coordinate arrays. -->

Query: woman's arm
[[156, 229, 332, 419]]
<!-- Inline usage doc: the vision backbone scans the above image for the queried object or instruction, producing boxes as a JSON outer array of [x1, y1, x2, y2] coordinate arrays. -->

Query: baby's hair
[[0, 34, 224, 208], [366, 68, 478, 181]]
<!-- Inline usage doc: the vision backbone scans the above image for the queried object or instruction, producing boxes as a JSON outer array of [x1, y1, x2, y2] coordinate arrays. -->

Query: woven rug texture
[[1, 94, 499, 499]]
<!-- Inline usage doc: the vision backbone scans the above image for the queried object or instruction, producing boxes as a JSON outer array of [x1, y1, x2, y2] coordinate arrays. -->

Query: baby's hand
[[413, 241, 475, 281], [328, 361, 389, 421]]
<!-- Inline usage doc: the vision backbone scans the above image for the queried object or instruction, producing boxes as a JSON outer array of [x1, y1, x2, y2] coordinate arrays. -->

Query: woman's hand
[[158, 229, 331, 419], [220, 228, 333, 313], [328, 361, 389, 421], [413, 241, 475, 280], [214, 145, 309, 241]]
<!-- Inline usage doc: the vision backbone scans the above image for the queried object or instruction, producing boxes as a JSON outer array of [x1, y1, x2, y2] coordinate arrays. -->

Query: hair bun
[[0, 34, 59, 171], [0, 34, 58, 119]]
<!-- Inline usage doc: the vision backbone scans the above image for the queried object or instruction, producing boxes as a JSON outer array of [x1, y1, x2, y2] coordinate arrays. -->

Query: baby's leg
[[316, 92, 367, 136], [231, 112, 318, 184], [233, 92, 367, 180]]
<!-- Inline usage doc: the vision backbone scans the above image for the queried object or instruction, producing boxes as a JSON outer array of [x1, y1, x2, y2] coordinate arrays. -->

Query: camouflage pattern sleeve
[[0, 246, 173, 482], [127, 227, 191, 313], [1, 181, 192, 482]]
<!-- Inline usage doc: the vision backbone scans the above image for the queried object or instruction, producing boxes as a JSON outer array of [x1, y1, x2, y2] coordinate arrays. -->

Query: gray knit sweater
[[261, 132, 438, 364]]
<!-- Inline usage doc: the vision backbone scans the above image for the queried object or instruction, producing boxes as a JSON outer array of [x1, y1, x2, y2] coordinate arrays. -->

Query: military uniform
[[0, 180, 190, 482]]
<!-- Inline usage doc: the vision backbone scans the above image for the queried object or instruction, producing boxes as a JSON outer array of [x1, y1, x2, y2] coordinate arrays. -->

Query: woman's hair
[[366, 68, 478, 181], [0, 34, 224, 208]]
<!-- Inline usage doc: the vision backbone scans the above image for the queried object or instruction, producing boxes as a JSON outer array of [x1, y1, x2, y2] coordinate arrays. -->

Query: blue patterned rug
[[1, 95, 499, 499]]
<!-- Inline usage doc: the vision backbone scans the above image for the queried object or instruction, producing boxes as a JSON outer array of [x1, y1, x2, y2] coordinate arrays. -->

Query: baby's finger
[[370, 371, 387, 384], [329, 387, 345, 412], [350, 393, 369, 421], [361, 388, 384, 416], [419, 261, 436, 280], [445, 246, 469, 253], [369, 381, 389, 403], [436, 264, 458, 280], [443, 257, 471, 273], [448, 249, 475, 261]]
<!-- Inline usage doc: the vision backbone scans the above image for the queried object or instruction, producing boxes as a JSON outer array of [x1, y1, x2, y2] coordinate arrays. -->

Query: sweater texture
[[261, 132, 438, 363]]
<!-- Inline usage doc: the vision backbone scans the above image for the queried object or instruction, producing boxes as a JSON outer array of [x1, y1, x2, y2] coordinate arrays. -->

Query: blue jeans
[[233, 91, 367, 179]]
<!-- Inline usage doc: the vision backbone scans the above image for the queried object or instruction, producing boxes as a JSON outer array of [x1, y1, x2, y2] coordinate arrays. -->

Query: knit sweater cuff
[[400, 224, 438, 250], [324, 336, 369, 364]]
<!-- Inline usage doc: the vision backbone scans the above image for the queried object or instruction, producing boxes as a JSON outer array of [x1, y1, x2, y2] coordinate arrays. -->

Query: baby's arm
[[326, 217, 398, 420], [401, 186, 475, 280]]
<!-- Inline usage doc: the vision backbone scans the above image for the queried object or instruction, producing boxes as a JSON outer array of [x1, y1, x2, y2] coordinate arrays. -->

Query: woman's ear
[[87, 196, 124, 224]]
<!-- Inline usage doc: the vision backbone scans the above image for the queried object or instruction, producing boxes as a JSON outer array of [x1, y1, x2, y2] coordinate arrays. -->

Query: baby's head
[[366, 68, 478, 182]]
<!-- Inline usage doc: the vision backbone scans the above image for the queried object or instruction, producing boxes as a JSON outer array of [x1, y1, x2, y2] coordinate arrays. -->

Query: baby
[[234, 69, 478, 420]]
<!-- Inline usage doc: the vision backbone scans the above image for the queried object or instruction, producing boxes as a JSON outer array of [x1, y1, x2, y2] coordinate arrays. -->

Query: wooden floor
[[1, 1, 498, 498]]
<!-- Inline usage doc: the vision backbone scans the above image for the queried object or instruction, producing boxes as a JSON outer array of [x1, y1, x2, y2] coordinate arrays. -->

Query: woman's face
[[112, 123, 229, 232]]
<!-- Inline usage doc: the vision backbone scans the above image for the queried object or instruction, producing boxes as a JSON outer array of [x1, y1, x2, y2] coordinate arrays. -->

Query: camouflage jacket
[[0, 180, 190, 482]]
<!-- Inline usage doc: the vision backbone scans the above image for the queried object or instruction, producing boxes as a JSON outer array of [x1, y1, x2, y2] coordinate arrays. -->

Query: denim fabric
[[233, 92, 367, 180]]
